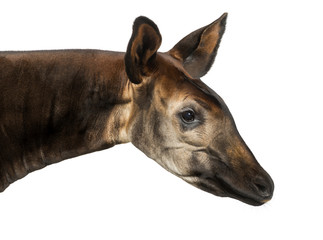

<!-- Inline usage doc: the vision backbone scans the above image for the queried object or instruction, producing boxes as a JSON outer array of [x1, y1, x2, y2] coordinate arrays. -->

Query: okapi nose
[[252, 175, 274, 200]]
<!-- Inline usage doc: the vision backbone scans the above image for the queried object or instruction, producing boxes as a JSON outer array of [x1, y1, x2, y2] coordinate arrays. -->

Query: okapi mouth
[[186, 174, 273, 206], [208, 176, 271, 206]]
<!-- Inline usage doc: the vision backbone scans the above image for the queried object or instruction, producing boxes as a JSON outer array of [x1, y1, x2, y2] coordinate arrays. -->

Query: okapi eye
[[181, 110, 195, 123]]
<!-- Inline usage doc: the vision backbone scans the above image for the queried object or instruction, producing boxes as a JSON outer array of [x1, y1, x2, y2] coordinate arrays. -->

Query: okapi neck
[[0, 50, 131, 192]]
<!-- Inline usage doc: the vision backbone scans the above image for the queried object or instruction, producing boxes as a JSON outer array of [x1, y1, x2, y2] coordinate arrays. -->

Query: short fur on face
[[125, 14, 274, 206]]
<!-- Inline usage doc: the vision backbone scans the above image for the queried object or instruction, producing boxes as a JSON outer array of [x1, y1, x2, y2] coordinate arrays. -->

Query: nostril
[[255, 182, 267, 193], [253, 177, 273, 199], [254, 183, 270, 198]]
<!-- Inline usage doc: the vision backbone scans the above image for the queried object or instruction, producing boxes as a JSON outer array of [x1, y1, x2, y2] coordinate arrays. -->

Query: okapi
[[0, 13, 274, 206]]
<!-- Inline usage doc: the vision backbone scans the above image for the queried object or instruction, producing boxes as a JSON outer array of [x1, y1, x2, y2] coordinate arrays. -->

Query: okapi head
[[125, 13, 274, 206]]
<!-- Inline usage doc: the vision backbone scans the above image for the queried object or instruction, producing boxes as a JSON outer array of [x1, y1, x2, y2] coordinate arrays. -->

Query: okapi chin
[[0, 13, 274, 206]]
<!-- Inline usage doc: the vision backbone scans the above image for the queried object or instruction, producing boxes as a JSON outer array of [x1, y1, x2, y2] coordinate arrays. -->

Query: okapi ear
[[168, 13, 227, 79], [125, 16, 162, 84]]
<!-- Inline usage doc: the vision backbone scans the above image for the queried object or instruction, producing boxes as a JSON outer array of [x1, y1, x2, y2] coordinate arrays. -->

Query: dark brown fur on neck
[[0, 50, 130, 191]]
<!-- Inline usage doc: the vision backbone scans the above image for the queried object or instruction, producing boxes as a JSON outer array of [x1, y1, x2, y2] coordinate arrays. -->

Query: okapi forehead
[[185, 77, 224, 110], [155, 53, 226, 113]]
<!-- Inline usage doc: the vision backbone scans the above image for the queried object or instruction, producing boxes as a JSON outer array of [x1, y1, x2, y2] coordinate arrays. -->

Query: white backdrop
[[0, 0, 322, 239]]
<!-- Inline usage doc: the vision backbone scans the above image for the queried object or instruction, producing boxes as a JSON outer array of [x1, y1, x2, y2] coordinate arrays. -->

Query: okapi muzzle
[[0, 13, 274, 206]]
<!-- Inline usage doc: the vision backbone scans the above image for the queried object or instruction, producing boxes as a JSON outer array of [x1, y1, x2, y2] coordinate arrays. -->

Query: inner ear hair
[[125, 16, 162, 84], [168, 13, 227, 78]]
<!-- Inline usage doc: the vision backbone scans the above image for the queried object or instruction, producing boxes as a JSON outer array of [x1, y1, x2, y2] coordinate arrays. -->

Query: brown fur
[[0, 14, 274, 206]]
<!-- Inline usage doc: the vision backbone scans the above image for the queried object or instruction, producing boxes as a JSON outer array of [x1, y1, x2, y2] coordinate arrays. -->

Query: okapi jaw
[[126, 14, 274, 205]]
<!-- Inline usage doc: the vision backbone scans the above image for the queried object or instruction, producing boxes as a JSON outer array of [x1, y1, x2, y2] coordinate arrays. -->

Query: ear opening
[[168, 13, 227, 78], [125, 16, 162, 84]]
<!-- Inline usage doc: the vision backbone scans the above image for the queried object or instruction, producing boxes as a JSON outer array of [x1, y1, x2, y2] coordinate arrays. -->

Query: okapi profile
[[0, 13, 274, 205]]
